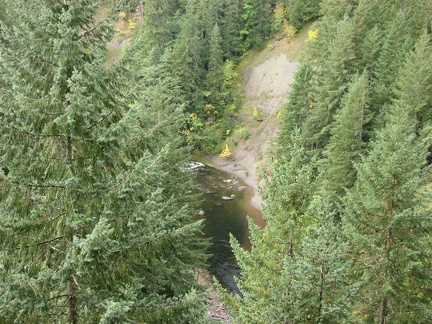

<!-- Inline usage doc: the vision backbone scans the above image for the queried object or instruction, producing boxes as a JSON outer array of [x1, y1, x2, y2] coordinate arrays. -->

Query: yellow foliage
[[352, 310, 360, 315], [119, 11, 126, 18], [283, 21, 297, 42], [226, 130, 231, 135], [128, 19, 136, 29], [307, 30, 319, 42], [204, 104, 214, 115], [219, 144, 232, 158], [309, 101, 314, 109], [190, 113, 197, 119]]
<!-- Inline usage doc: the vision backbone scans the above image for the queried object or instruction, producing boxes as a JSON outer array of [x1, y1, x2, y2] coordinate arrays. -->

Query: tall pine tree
[[0, 1, 208, 322], [342, 103, 432, 322], [319, 72, 370, 206]]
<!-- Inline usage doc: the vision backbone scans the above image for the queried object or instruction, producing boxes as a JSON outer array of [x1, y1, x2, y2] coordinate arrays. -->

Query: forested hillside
[[1, 0, 431, 323], [0, 0, 311, 322], [220, 0, 432, 323]]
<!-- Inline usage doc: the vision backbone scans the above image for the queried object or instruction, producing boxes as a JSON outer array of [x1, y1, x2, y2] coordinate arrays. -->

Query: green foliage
[[320, 0, 360, 22], [221, 132, 355, 322], [218, 131, 318, 321], [234, 126, 250, 140], [252, 108, 265, 121], [393, 33, 432, 132], [221, 0, 244, 58], [286, 0, 322, 29], [0, 1, 208, 322], [240, 0, 273, 50], [141, 0, 182, 58], [371, 11, 414, 115], [319, 72, 371, 204], [277, 61, 314, 151], [303, 17, 356, 150], [342, 104, 432, 322], [229, 0, 432, 322]]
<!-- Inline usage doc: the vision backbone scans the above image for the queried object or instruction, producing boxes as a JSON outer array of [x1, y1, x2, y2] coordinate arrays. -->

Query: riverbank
[[205, 29, 309, 211], [200, 28, 310, 323]]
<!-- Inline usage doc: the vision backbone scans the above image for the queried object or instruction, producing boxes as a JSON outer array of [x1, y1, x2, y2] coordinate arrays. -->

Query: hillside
[[207, 28, 310, 209]]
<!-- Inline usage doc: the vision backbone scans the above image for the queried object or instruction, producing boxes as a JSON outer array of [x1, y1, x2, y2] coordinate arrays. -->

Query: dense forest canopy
[[220, 0, 432, 323], [1, 0, 431, 323]]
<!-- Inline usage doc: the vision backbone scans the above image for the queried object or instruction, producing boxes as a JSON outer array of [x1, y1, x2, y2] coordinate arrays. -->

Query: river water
[[194, 164, 264, 293]]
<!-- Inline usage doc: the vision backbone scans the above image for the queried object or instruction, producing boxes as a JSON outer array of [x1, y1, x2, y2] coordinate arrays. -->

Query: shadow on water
[[194, 164, 264, 294]]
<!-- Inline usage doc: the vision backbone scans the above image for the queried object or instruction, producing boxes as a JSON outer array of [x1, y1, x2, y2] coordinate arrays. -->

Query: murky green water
[[194, 164, 264, 293]]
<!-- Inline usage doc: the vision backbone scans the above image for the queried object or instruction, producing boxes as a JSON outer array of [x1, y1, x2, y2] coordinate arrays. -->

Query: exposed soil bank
[[207, 34, 307, 210], [201, 29, 310, 322]]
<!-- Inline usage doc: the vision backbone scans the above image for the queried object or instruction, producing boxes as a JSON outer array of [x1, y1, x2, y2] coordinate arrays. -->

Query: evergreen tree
[[218, 131, 318, 322], [393, 33, 432, 133], [141, 0, 182, 59], [359, 25, 383, 72], [277, 61, 315, 153], [342, 104, 432, 322], [319, 0, 359, 23], [220, 0, 243, 58], [286, 0, 322, 29], [319, 72, 370, 206], [170, 0, 205, 112], [204, 23, 226, 117], [206, 24, 224, 94], [219, 132, 354, 322], [370, 11, 413, 115], [278, 198, 354, 323], [240, 0, 274, 50], [0, 1, 208, 322], [350, 0, 386, 71], [303, 17, 356, 150]]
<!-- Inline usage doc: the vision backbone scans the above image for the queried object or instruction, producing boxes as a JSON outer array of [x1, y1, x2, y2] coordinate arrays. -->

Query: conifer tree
[[219, 131, 355, 322], [319, 0, 359, 23], [240, 0, 273, 50], [220, 0, 243, 58], [278, 197, 354, 323], [218, 131, 318, 322], [370, 11, 413, 114], [141, 0, 182, 58], [0, 1, 208, 322], [393, 33, 432, 133], [206, 24, 224, 93], [319, 72, 370, 206], [277, 61, 315, 152], [350, 0, 385, 70], [303, 17, 356, 150], [171, 0, 205, 111], [286, 0, 322, 29], [359, 25, 383, 72], [205, 23, 226, 116], [342, 104, 432, 322]]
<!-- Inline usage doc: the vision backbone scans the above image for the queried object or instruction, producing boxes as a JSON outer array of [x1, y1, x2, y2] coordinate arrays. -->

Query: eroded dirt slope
[[208, 32, 309, 209]]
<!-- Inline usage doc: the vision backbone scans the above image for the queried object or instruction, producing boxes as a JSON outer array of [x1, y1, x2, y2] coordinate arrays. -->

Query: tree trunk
[[379, 296, 387, 324], [68, 276, 78, 324]]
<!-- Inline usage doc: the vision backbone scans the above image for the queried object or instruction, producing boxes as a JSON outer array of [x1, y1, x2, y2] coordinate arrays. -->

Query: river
[[194, 164, 265, 293]]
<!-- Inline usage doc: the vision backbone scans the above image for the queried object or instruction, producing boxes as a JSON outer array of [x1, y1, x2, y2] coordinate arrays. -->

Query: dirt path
[[207, 31, 309, 210]]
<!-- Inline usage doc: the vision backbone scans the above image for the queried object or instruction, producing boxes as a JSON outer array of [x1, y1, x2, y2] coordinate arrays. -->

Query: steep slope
[[208, 29, 310, 209]]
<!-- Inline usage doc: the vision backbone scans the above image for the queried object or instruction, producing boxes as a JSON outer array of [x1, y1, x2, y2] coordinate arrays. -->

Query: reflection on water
[[194, 165, 264, 293]]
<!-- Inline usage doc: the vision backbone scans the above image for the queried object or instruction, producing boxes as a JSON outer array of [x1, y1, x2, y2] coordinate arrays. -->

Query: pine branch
[[108, 154, 162, 192], [35, 236, 65, 247], [48, 294, 70, 301], [50, 246, 64, 254], [78, 1, 126, 42], [125, 109, 179, 148], [85, 111, 114, 130], [0, 118, 62, 138]]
